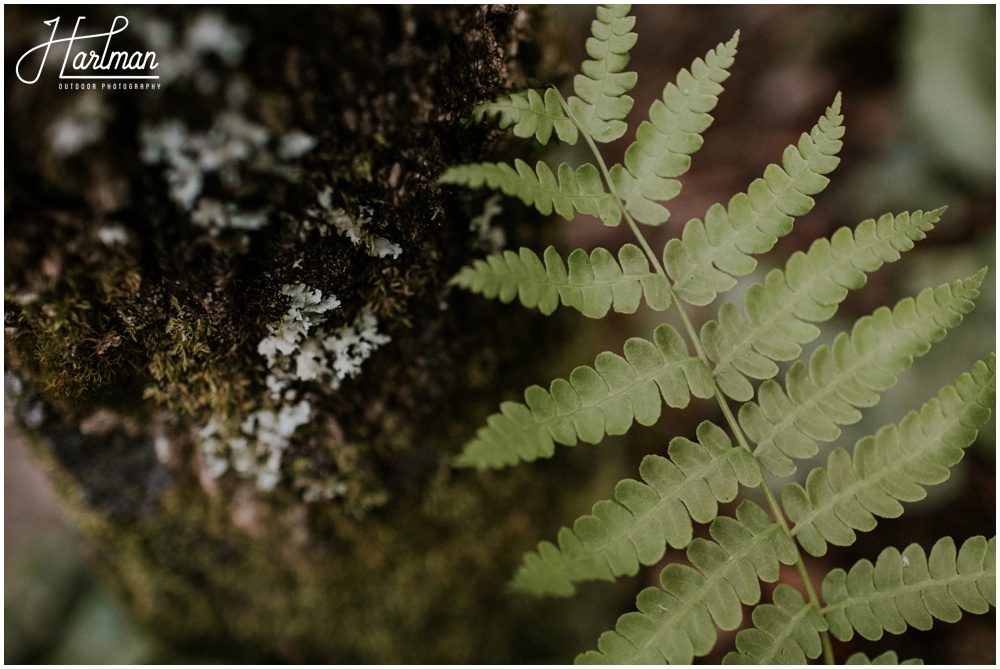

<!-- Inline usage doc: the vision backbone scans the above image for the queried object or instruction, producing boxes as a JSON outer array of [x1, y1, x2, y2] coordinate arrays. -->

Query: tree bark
[[5, 6, 610, 662]]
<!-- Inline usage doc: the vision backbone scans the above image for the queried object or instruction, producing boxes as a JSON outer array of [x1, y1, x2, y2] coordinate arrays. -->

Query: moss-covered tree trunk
[[5, 6, 608, 662]]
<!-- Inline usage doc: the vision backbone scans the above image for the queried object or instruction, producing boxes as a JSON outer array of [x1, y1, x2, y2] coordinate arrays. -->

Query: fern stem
[[560, 86, 837, 665]]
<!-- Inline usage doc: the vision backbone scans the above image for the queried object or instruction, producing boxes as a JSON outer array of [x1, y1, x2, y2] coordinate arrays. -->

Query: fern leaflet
[[438, 159, 621, 225], [664, 96, 844, 306], [723, 584, 829, 664], [785, 356, 995, 556], [846, 651, 923, 665], [455, 324, 714, 469], [579, 501, 799, 664], [702, 209, 942, 402], [449, 244, 670, 319], [609, 34, 738, 225], [821, 536, 996, 641], [474, 88, 579, 145], [567, 4, 638, 143], [743, 271, 985, 477], [511, 421, 761, 596]]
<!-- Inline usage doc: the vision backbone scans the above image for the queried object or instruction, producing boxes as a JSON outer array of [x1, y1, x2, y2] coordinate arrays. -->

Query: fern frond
[[821, 535, 996, 641], [455, 324, 714, 469], [438, 159, 621, 225], [578, 501, 798, 664], [702, 209, 942, 402], [609, 33, 738, 225], [449, 244, 670, 319], [512, 422, 762, 596], [664, 95, 844, 306], [784, 356, 995, 556], [846, 651, 924, 665], [722, 584, 829, 664], [742, 271, 985, 477], [567, 4, 638, 143], [474, 88, 579, 145]]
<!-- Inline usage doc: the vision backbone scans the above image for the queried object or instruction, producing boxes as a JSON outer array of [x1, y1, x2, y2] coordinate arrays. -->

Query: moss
[[5, 5, 619, 662]]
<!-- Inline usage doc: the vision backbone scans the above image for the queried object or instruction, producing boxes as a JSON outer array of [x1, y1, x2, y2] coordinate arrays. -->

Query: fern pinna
[[441, 5, 995, 664]]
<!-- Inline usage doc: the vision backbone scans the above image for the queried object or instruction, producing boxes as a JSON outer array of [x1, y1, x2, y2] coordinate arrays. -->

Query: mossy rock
[[5, 6, 619, 661]]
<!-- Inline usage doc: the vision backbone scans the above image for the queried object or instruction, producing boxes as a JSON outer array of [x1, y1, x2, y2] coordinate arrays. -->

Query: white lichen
[[257, 283, 342, 370], [185, 12, 252, 67], [278, 130, 319, 161], [319, 308, 391, 388], [48, 92, 109, 156], [137, 11, 316, 234], [469, 193, 506, 252], [199, 283, 388, 491], [97, 224, 128, 246], [137, 11, 251, 86], [191, 198, 269, 235], [309, 187, 402, 259], [199, 400, 311, 491], [258, 283, 390, 399]]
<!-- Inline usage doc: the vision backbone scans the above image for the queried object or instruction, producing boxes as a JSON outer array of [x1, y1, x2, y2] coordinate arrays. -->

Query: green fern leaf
[[438, 159, 621, 225], [449, 244, 670, 318], [784, 356, 995, 556], [702, 209, 942, 402], [665, 95, 844, 306], [455, 324, 714, 469], [609, 33, 738, 225], [822, 535, 996, 641], [722, 584, 829, 664], [567, 4, 638, 143], [578, 501, 798, 664], [743, 271, 985, 477], [512, 421, 762, 596], [846, 650, 924, 665], [474, 88, 579, 145]]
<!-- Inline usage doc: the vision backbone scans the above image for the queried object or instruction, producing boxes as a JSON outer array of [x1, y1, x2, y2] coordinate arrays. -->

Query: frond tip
[[611, 32, 739, 225], [567, 4, 639, 143], [449, 244, 670, 318], [665, 94, 845, 306], [822, 535, 996, 641]]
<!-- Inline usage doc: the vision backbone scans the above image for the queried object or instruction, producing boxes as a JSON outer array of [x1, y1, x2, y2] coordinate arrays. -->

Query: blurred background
[[5, 5, 995, 663]]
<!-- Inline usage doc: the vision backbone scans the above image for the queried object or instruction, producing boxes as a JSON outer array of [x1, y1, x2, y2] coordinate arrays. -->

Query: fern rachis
[[441, 5, 995, 664]]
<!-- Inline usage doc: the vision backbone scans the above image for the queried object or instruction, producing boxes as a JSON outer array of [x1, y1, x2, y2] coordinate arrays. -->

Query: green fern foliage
[[845, 651, 923, 665], [609, 33, 738, 226], [567, 4, 638, 143], [474, 88, 579, 145], [723, 584, 829, 664], [822, 536, 996, 641], [786, 356, 996, 556], [454, 324, 714, 469], [579, 501, 799, 664], [743, 271, 986, 477], [702, 209, 943, 402], [664, 96, 844, 306], [512, 421, 762, 596], [449, 244, 670, 318], [442, 4, 995, 664], [438, 160, 621, 225]]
